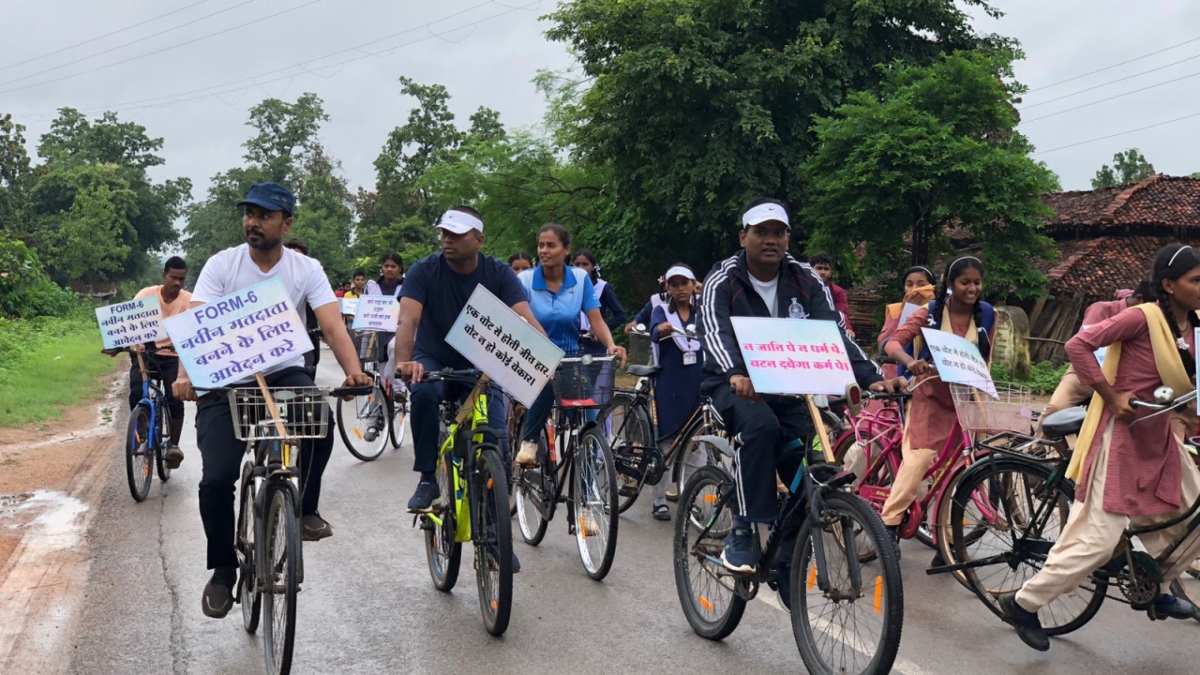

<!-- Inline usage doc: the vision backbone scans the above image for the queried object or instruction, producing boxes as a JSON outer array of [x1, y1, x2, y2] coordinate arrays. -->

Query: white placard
[[444, 285, 564, 407], [95, 296, 166, 349], [351, 296, 399, 332], [898, 302, 923, 327], [920, 327, 997, 398], [731, 317, 856, 395], [164, 278, 311, 387], [340, 298, 359, 316]]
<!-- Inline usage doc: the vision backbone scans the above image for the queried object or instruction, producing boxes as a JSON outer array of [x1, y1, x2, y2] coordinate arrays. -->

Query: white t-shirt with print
[[749, 273, 780, 318], [191, 244, 337, 375]]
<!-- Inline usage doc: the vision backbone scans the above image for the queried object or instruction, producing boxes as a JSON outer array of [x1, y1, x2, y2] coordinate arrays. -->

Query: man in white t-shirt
[[173, 182, 371, 619]]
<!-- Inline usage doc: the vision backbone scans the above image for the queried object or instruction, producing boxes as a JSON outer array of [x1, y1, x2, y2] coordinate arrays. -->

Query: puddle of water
[[16, 490, 88, 550]]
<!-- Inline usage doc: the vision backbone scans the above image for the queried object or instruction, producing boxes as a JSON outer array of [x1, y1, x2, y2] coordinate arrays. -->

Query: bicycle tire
[[237, 462, 261, 634], [425, 452, 462, 591], [155, 404, 172, 482], [125, 404, 153, 502], [336, 384, 390, 462], [262, 486, 300, 675], [388, 397, 408, 449], [515, 438, 552, 546], [572, 427, 619, 580], [672, 465, 745, 640], [475, 447, 513, 636], [791, 491, 903, 675], [602, 395, 654, 514], [673, 419, 722, 505], [950, 457, 1106, 636], [930, 469, 973, 591]]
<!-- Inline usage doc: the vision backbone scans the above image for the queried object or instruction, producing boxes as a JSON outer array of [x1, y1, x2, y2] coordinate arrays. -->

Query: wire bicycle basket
[[950, 381, 1035, 435], [227, 386, 330, 441], [552, 355, 617, 409]]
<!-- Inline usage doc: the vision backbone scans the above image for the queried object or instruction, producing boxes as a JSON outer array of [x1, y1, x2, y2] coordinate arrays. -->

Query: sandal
[[652, 503, 671, 521]]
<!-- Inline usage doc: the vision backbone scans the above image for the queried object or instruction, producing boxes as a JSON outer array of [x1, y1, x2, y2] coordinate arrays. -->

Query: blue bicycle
[[115, 346, 174, 502]]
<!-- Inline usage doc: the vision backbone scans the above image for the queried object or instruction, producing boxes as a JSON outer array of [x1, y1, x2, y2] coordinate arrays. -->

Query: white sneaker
[[516, 440, 539, 467]]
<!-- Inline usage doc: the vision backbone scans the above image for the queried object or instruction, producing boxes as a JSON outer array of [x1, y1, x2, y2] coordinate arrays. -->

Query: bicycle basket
[[353, 330, 390, 364], [551, 356, 616, 409], [226, 387, 329, 441], [949, 382, 1034, 434]]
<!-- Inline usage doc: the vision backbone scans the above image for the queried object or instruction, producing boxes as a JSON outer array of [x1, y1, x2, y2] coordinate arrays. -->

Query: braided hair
[[930, 256, 991, 361], [1151, 244, 1200, 375]]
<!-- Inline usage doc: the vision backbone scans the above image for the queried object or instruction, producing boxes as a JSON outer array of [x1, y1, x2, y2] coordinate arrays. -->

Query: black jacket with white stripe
[[697, 251, 882, 388]]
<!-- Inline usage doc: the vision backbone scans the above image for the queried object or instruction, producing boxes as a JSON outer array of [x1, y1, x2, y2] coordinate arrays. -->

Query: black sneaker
[[720, 526, 756, 573], [999, 594, 1049, 651], [407, 479, 440, 512], [512, 552, 522, 574], [302, 514, 333, 541], [164, 444, 185, 469], [202, 567, 237, 618], [1149, 594, 1197, 620]]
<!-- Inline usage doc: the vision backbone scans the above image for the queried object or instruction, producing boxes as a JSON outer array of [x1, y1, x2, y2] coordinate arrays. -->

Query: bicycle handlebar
[[1130, 388, 1198, 411], [422, 368, 483, 383], [194, 385, 374, 397]]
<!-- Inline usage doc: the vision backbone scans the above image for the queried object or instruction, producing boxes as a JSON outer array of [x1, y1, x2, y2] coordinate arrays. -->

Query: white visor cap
[[434, 209, 484, 235], [741, 202, 790, 229], [664, 265, 696, 282]]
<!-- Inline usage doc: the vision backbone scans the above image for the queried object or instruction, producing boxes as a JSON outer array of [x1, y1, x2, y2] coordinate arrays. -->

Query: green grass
[[0, 316, 120, 428]]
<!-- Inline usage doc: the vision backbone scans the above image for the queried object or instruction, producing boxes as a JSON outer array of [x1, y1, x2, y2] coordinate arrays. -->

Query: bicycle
[[932, 385, 1200, 636], [514, 355, 621, 580], [199, 378, 369, 675], [673, 393, 904, 675], [113, 345, 175, 502], [336, 330, 408, 461], [414, 368, 513, 636]]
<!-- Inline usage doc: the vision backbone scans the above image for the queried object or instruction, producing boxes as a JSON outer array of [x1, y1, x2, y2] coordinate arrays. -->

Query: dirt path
[[0, 367, 124, 673]]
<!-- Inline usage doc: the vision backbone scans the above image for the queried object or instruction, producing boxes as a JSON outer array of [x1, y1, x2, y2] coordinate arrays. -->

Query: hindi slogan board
[[164, 277, 311, 388], [445, 285, 564, 408], [95, 296, 166, 349], [730, 318, 855, 395], [340, 298, 359, 316], [920, 327, 998, 398], [351, 296, 398, 332]]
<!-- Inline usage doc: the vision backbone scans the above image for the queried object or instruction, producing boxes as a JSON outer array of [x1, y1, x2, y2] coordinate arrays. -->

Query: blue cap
[[238, 182, 295, 215]]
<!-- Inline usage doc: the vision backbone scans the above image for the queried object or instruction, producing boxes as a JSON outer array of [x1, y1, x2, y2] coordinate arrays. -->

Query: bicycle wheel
[[237, 462, 261, 633], [125, 404, 153, 502], [672, 465, 745, 640], [506, 400, 526, 516], [515, 437, 552, 546], [950, 457, 1106, 636], [388, 397, 408, 449], [1170, 560, 1200, 622], [336, 383, 389, 462], [602, 395, 654, 514], [262, 486, 300, 675], [930, 470, 973, 591], [155, 404, 172, 482], [791, 491, 903, 675], [425, 451, 462, 591], [475, 447, 513, 636], [572, 427, 619, 580], [673, 420, 722, 504]]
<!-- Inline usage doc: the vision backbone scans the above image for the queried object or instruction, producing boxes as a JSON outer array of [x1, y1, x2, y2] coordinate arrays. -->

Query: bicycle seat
[[628, 364, 661, 378], [1040, 407, 1087, 438]]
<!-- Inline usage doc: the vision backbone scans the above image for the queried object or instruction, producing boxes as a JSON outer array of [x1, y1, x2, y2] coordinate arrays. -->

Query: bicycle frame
[[424, 375, 499, 544]]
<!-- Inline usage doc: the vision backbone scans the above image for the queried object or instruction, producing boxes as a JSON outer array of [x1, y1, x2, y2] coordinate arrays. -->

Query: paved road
[[65, 353, 1200, 675]]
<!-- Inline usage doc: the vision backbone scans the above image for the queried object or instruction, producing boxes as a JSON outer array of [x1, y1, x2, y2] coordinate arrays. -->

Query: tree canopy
[[1092, 147, 1156, 189]]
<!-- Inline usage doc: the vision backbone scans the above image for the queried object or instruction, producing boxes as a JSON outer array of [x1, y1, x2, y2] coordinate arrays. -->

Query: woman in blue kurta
[[647, 264, 705, 520]]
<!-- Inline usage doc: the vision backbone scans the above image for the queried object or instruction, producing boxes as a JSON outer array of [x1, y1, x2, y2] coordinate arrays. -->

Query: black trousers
[[708, 378, 812, 523], [128, 354, 184, 419], [408, 355, 509, 475], [196, 367, 334, 570]]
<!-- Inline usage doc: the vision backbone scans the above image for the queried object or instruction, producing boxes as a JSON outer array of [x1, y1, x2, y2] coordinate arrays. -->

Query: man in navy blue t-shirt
[[395, 206, 545, 517]]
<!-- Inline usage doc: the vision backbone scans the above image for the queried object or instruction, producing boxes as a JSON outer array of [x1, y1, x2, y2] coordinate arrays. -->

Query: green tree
[[545, 0, 1009, 272], [243, 93, 329, 185], [181, 166, 270, 274], [292, 147, 354, 282], [1091, 147, 1156, 189], [0, 114, 31, 230], [803, 51, 1058, 299]]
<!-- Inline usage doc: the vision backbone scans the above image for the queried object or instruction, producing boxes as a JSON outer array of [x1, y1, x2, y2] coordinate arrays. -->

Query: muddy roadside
[[0, 367, 125, 673]]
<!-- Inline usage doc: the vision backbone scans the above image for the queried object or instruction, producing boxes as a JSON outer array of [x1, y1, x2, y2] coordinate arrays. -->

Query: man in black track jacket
[[697, 197, 897, 573]]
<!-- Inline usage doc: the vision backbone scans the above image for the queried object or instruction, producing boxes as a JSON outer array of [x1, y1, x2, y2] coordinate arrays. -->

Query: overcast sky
[[4, 0, 1199, 209]]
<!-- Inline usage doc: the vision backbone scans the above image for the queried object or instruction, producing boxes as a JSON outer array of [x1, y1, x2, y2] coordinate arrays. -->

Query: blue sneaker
[[407, 479, 440, 512], [721, 526, 756, 573], [1149, 594, 1197, 620], [512, 552, 522, 574]]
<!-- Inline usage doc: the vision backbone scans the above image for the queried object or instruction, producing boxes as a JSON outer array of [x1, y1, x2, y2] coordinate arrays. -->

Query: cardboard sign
[[444, 285, 564, 407], [731, 318, 855, 395], [920, 327, 997, 398], [340, 298, 359, 316], [351, 296, 399, 332], [164, 278, 311, 387], [95, 296, 166, 349]]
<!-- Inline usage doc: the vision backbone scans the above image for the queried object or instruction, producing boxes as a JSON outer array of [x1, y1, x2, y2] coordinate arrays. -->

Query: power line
[[16, 0, 530, 119], [1029, 35, 1200, 92], [1022, 51, 1200, 110], [0, 0, 328, 96], [1033, 109, 1200, 155], [0, 0, 211, 73], [1021, 69, 1200, 124]]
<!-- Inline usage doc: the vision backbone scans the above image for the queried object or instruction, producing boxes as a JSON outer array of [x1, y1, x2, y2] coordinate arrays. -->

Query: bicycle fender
[[693, 434, 734, 458]]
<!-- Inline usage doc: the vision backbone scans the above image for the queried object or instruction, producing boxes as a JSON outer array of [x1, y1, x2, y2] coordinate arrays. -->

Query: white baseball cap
[[665, 265, 696, 282], [434, 208, 484, 235], [741, 202, 790, 229]]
